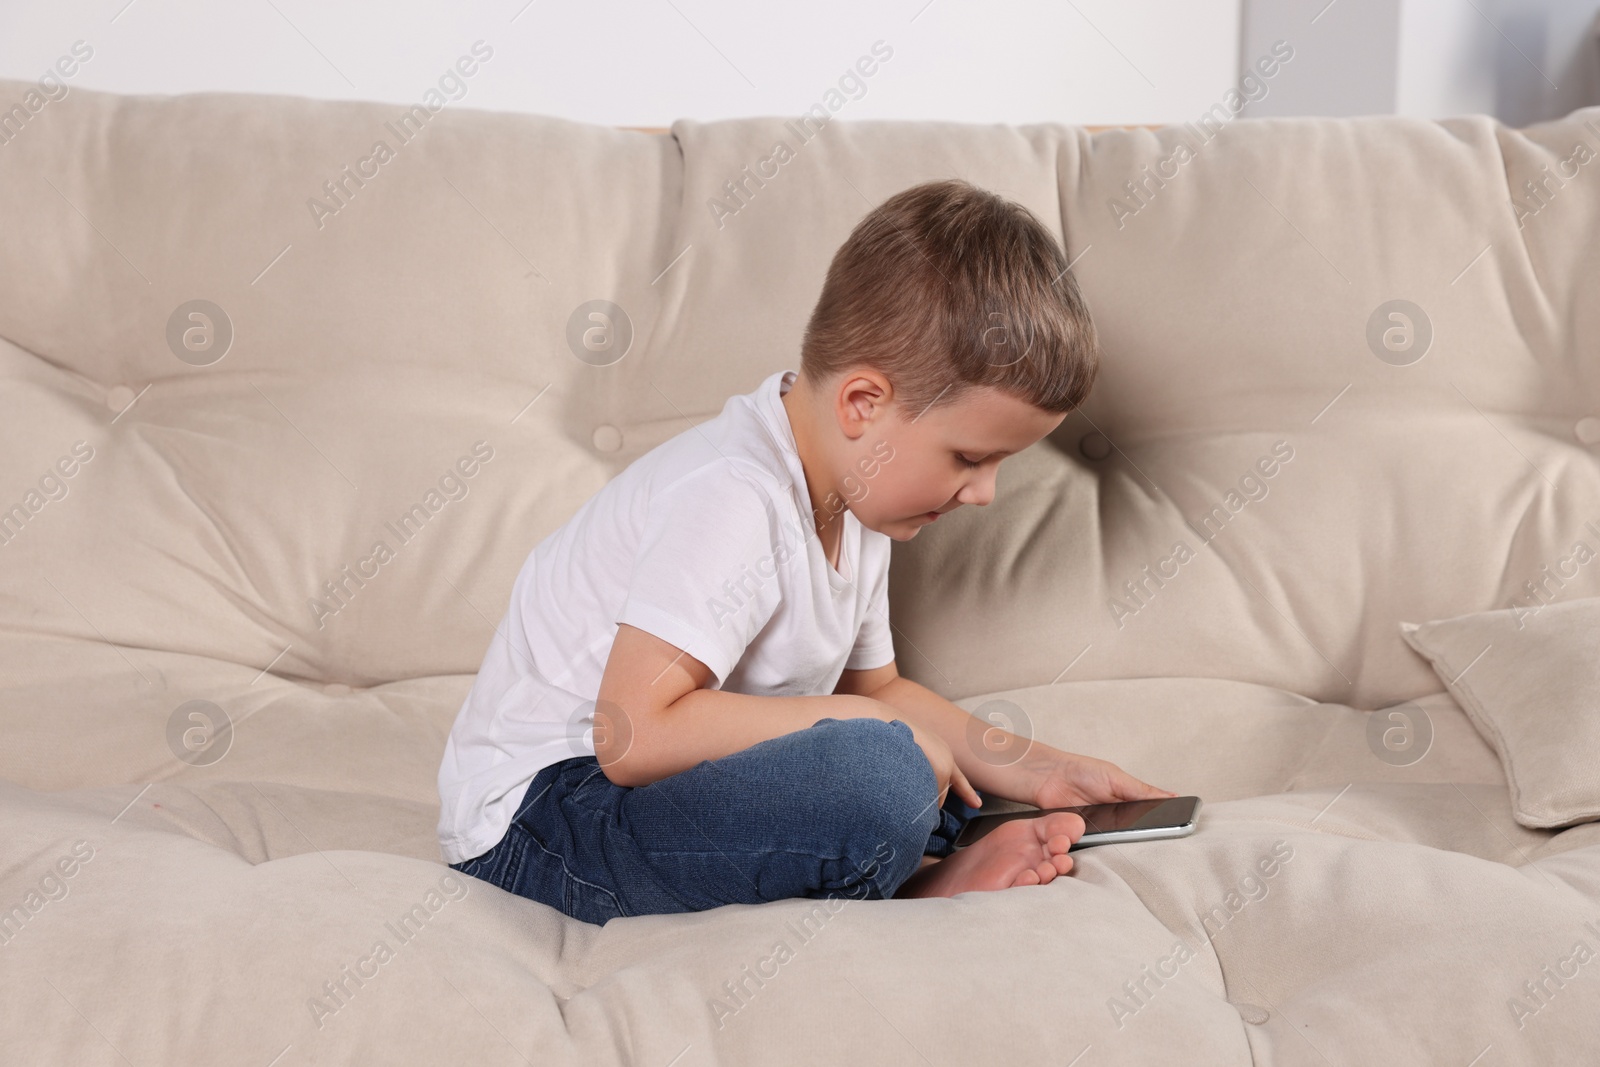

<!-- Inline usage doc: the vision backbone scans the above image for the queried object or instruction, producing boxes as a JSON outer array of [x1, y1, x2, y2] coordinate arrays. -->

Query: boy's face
[[834, 372, 1068, 540]]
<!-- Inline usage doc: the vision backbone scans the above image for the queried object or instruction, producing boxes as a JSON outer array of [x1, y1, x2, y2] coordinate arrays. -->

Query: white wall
[[1239, 0, 1600, 123], [0, 0, 1241, 127], [1396, 0, 1600, 124], [3, 1, 1593, 128], [1238, 0, 1402, 118]]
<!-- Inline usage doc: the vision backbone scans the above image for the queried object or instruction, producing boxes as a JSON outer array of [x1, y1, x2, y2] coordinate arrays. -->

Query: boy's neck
[[779, 374, 847, 557]]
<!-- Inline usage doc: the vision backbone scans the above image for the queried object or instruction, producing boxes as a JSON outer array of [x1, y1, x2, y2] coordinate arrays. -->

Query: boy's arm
[[842, 662, 1179, 809], [595, 623, 899, 787], [837, 661, 1038, 804]]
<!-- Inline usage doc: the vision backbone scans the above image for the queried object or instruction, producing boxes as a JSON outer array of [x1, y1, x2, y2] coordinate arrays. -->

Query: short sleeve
[[616, 461, 790, 689], [845, 551, 894, 670]]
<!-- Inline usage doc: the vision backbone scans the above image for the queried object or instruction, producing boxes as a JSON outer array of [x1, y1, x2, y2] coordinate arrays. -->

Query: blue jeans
[[449, 717, 980, 925]]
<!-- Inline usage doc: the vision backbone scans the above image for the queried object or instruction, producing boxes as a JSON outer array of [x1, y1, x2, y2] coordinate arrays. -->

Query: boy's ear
[[834, 371, 895, 437]]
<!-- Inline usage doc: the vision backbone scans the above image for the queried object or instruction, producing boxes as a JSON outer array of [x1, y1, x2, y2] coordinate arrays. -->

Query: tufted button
[[322, 682, 352, 696], [1078, 431, 1111, 461], [1575, 417, 1600, 446], [106, 385, 136, 413], [1232, 1001, 1270, 1025], [592, 424, 623, 453]]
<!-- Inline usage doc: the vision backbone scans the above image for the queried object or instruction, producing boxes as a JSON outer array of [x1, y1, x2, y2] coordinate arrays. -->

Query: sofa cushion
[[1, 83, 1598, 712], [1401, 595, 1600, 828]]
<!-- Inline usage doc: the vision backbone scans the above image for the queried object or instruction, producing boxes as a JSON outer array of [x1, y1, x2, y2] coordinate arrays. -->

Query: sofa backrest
[[0, 79, 1596, 710]]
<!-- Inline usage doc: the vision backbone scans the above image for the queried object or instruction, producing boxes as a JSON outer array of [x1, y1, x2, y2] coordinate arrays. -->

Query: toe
[[1034, 861, 1058, 885], [1013, 868, 1041, 887], [1047, 834, 1074, 854], [1052, 853, 1074, 875]]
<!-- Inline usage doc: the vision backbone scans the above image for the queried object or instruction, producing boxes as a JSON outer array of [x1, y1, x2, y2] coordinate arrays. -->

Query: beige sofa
[[2, 75, 1599, 1064]]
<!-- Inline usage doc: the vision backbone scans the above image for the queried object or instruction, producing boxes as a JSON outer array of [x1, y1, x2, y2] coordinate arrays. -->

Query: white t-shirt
[[436, 368, 896, 865]]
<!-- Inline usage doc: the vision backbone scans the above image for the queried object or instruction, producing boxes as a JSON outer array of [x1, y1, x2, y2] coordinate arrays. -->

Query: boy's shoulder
[[622, 370, 801, 510], [653, 452, 790, 507]]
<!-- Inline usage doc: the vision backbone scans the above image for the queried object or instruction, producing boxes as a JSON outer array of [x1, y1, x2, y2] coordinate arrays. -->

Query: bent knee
[[808, 717, 939, 831], [809, 716, 919, 768]]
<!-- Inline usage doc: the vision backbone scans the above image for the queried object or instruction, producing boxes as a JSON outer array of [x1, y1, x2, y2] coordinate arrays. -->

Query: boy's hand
[[901, 719, 983, 811], [1022, 745, 1177, 811]]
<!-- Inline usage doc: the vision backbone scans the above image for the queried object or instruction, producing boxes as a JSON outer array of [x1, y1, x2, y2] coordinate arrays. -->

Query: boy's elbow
[[595, 742, 647, 787], [592, 697, 653, 787], [597, 758, 639, 788], [594, 732, 642, 787]]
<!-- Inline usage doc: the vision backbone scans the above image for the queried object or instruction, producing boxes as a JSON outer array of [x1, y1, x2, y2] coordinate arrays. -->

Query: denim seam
[[514, 776, 558, 822], [635, 846, 865, 862], [573, 764, 607, 791], [557, 765, 618, 816], [500, 833, 528, 891], [527, 831, 629, 918]]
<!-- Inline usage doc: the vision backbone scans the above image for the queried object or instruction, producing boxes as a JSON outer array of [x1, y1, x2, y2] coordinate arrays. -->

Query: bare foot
[[893, 812, 1085, 899]]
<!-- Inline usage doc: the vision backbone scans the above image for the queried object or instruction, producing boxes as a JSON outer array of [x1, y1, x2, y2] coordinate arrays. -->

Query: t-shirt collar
[[760, 368, 801, 458], [758, 368, 813, 512]]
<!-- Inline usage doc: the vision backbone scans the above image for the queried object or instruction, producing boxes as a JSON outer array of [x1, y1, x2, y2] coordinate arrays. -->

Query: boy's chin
[[876, 516, 928, 541], [857, 509, 938, 540]]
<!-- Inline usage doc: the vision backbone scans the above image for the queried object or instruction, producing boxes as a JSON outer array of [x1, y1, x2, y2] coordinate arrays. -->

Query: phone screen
[[954, 796, 1199, 849], [1075, 797, 1191, 833]]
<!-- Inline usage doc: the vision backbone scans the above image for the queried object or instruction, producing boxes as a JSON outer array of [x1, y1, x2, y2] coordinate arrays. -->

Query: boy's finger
[[1115, 771, 1173, 800], [1138, 774, 1178, 797], [956, 768, 982, 808]]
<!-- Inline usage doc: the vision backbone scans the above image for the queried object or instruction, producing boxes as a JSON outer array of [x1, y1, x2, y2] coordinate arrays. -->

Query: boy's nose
[[959, 481, 996, 507]]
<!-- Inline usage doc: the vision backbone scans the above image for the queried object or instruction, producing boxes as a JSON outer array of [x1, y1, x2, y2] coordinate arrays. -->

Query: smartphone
[[953, 796, 1201, 851]]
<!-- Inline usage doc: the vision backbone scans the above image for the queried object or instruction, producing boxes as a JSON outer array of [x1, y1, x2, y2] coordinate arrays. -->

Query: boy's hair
[[799, 177, 1099, 418]]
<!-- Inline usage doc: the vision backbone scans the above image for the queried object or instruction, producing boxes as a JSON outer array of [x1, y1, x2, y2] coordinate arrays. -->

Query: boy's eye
[[956, 453, 982, 469]]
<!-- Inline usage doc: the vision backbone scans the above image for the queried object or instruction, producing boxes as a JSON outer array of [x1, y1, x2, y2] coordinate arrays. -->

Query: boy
[[438, 178, 1176, 925]]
